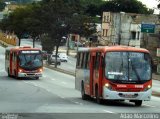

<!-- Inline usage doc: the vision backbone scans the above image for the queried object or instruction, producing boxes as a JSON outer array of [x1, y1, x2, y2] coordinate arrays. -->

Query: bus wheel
[[134, 100, 142, 106], [95, 87, 103, 104], [8, 69, 11, 77], [35, 77, 39, 80], [14, 70, 19, 79], [81, 82, 87, 100]]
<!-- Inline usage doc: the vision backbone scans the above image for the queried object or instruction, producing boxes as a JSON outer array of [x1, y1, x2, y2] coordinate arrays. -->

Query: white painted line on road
[[60, 96, 65, 99], [61, 82, 67, 85], [57, 94, 65, 99], [79, 103, 83, 105], [43, 75, 47, 78], [74, 102, 80, 104], [143, 104, 156, 108], [70, 100, 84, 105], [46, 89, 51, 92], [51, 78, 55, 81], [24, 81, 66, 99], [25, 81, 39, 87], [24, 81, 56, 95], [103, 110, 115, 113]]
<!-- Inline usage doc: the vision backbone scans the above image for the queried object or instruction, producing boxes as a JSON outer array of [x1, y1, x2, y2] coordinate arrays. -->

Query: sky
[[137, 0, 160, 14]]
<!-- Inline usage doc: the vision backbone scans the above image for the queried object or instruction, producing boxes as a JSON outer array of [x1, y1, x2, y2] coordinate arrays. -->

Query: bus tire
[[81, 82, 87, 100], [95, 86, 103, 104], [14, 70, 19, 79], [35, 77, 39, 80], [135, 100, 142, 106], [8, 68, 11, 77]]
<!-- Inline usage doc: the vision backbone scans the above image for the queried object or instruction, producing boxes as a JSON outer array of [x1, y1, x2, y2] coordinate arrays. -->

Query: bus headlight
[[105, 83, 112, 90], [144, 85, 152, 91], [18, 69, 22, 73], [39, 68, 43, 72]]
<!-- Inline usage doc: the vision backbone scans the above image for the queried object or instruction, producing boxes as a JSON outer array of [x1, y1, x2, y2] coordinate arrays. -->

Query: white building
[[101, 12, 160, 48]]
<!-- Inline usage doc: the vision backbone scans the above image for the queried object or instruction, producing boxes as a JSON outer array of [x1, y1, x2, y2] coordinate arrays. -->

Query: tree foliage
[[0, 0, 96, 67], [84, 0, 154, 17], [0, 0, 6, 11]]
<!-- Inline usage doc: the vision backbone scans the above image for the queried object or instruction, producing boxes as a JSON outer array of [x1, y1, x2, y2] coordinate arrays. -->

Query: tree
[[23, 3, 43, 48], [99, 0, 154, 15], [38, 0, 96, 67], [0, 7, 31, 46], [0, 0, 6, 11], [0, 2, 43, 47], [0, 0, 96, 68]]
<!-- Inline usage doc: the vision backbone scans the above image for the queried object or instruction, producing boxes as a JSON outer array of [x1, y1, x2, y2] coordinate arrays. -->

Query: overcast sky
[[138, 0, 159, 14]]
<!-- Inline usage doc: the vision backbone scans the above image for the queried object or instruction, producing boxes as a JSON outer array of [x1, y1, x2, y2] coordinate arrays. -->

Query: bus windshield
[[19, 51, 43, 70], [105, 52, 151, 83]]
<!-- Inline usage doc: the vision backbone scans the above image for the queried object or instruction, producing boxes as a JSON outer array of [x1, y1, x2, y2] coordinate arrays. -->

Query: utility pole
[[66, 34, 70, 55], [118, 13, 121, 45], [76, 35, 80, 52]]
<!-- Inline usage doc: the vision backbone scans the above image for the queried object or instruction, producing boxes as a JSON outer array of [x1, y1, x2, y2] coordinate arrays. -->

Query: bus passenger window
[[85, 53, 89, 69], [81, 53, 84, 68], [76, 53, 80, 67]]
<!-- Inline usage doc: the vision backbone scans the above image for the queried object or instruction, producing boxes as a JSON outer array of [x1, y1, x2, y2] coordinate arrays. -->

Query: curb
[[44, 64, 75, 76]]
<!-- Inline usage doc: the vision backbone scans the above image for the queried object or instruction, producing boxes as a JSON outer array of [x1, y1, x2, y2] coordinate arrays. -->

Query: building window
[[102, 29, 108, 37], [137, 32, 140, 40], [103, 29, 105, 36], [131, 31, 136, 40], [103, 16, 106, 22], [106, 16, 109, 22], [105, 29, 108, 36]]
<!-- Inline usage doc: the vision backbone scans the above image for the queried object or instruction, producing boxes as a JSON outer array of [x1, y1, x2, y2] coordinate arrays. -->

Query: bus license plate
[[124, 94, 134, 98]]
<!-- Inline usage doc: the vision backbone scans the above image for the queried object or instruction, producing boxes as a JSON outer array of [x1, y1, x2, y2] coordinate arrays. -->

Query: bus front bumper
[[18, 72, 42, 78], [103, 87, 151, 101]]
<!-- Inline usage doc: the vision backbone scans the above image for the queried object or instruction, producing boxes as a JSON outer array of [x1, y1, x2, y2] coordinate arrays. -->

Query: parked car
[[48, 54, 61, 65], [58, 53, 68, 62]]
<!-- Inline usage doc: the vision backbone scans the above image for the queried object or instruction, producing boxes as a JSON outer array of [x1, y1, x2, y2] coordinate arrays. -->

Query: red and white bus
[[75, 46, 152, 106], [5, 46, 43, 79]]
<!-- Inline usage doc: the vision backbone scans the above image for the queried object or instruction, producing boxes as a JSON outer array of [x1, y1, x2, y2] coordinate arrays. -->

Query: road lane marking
[[24, 81, 65, 98], [70, 100, 84, 105], [43, 75, 47, 78], [61, 82, 67, 84], [57, 94, 65, 99], [51, 79, 55, 81], [103, 110, 115, 113], [143, 104, 156, 107]]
